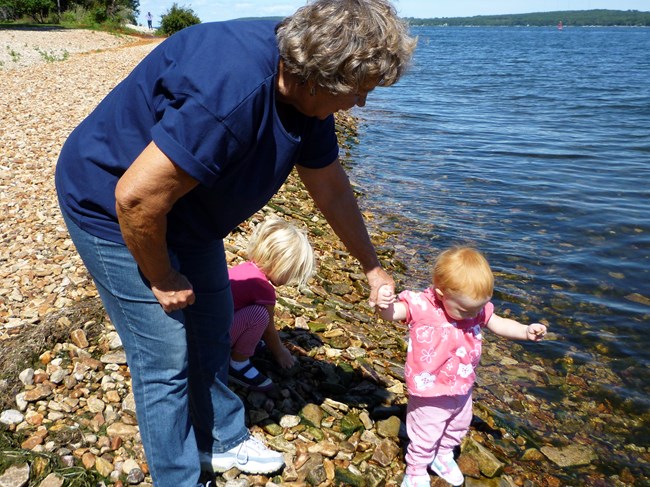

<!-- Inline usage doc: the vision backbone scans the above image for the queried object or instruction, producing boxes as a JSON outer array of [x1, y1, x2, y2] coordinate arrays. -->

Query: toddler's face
[[437, 291, 490, 321]]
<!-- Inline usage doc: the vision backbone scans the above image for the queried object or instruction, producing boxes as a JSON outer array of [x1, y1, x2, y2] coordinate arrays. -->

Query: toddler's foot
[[430, 452, 464, 486], [228, 360, 273, 392], [400, 473, 431, 487]]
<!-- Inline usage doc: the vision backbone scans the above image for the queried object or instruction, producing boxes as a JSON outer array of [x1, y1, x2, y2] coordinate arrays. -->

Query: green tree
[[159, 2, 200, 35], [96, 0, 138, 23], [0, 0, 55, 22]]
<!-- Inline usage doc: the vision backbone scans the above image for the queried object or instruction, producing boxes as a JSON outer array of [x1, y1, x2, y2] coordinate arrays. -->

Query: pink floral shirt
[[399, 288, 494, 397]]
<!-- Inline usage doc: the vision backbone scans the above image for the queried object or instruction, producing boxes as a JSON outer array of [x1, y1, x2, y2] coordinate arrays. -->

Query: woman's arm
[[115, 141, 199, 312], [297, 159, 394, 307]]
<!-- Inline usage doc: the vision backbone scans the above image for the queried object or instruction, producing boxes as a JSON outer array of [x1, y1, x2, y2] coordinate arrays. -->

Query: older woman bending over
[[55, 1, 416, 485]]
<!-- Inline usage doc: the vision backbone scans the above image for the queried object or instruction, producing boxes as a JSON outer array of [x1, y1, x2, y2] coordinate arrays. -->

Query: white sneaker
[[400, 473, 431, 487], [199, 436, 284, 474], [430, 452, 464, 486]]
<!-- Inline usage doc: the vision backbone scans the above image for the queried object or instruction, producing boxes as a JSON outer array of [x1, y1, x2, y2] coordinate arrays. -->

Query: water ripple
[[348, 27, 650, 415]]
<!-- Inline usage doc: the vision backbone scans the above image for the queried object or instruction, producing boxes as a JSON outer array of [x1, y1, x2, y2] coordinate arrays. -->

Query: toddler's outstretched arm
[[486, 314, 547, 342]]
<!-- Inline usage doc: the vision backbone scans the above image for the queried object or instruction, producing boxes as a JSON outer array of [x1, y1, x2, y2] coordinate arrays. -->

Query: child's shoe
[[400, 473, 431, 487], [430, 452, 464, 486], [228, 362, 273, 392]]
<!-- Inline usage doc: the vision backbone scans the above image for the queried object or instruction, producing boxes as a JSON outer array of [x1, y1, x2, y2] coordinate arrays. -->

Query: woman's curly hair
[[276, 0, 417, 95]]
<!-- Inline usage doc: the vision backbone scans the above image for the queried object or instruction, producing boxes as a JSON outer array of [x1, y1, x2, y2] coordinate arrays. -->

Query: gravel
[[0, 28, 162, 340], [0, 27, 146, 69]]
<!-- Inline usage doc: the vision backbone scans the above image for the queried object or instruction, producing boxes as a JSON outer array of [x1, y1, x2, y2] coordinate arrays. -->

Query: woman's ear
[[435, 288, 444, 299]]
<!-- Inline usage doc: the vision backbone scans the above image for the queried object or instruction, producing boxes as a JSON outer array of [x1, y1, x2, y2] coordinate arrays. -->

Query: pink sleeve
[[397, 290, 414, 323], [482, 301, 495, 327]]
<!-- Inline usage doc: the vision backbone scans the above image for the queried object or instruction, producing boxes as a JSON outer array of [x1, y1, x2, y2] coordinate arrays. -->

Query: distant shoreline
[[405, 9, 650, 27]]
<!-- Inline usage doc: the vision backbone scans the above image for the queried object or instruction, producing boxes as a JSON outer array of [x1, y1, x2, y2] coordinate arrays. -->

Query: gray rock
[[224, 480, 249, 487], [0, 463, 30, 487], [375, 415, 401, 438], [126, 468, 145, 484], [299, 403, 324, 427], [18, 368, 34, 386], [14, 392, 27, 411], [122, 392, 137, 416], [371, 438, 400, 467], [298, 453, 326, 485], [279, 414, 301, 428], [463, 436, 505, 478], [38, 473, 64, 487], [0, 409, 24, 425], [541, 444, 598, 467], [100, 351, 127, 364]]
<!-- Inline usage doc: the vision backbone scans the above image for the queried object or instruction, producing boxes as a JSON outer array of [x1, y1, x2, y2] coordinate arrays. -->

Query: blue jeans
[[61, 211, 248, 487]]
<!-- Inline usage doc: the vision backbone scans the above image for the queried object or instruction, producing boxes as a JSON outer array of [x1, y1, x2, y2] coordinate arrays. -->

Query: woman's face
[[312, 89, 372, 119], [297, 84, 375, 119]]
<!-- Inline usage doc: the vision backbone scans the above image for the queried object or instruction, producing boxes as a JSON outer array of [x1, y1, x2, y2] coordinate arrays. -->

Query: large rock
[[0, 463, 29, 487]]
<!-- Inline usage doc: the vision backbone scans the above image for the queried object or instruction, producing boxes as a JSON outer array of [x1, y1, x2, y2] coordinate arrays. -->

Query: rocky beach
[[0, 27, 647, 487]]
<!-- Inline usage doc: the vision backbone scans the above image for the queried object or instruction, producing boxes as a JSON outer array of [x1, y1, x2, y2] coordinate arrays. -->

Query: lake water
[[347, 25, 650, 474]]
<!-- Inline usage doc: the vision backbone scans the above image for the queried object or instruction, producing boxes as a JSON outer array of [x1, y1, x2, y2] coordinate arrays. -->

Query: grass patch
[[5, 46, 21, 62], [0, 297, 106, 412], [0, 297, 110, 485], [34, 46, 69, 62]]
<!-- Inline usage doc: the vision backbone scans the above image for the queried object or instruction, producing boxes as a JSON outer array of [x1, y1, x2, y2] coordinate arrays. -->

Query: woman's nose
[[354, 93, 367, 107]]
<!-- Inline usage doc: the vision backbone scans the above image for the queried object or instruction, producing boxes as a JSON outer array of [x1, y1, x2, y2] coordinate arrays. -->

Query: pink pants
[[230, 304, 269, 357], [405, 392, 473, 476]]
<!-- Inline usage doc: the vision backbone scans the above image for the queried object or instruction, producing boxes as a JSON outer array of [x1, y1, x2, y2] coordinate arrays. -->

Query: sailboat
[[558, 20, 564, 30]]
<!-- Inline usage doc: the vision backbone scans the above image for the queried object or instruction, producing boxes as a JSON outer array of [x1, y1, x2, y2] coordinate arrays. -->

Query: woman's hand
[[150, 269, 195, 313], [366, 266, 395, 309]]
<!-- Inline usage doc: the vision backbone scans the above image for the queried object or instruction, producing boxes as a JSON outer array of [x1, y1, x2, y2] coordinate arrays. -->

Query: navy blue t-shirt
[[56, 21, 338, 246]]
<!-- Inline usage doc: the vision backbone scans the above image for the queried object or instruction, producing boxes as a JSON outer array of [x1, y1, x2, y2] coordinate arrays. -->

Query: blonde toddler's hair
[[433, 247, 494, 300], [247, 218, 315, 287]]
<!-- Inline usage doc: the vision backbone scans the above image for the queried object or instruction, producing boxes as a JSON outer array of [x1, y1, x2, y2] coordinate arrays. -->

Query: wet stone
[[299, 403, 323, 427], [541, 444, 598, 467]]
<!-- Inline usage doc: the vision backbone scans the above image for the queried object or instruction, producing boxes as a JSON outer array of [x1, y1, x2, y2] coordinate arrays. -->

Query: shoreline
[[0, 28, 646, 487]]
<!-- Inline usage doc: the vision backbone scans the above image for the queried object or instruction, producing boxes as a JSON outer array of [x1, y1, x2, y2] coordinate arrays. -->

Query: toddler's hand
[[376, 284, 395, 310], [527, 323, 547, 341], [275, 345, 296, 369]]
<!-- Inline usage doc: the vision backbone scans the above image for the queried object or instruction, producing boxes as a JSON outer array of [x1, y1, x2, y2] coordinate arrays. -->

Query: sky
[[138, 0, 650, 25]]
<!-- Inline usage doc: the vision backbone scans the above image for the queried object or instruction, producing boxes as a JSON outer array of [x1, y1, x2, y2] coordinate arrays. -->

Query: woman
[[55, 0, 416, 485]]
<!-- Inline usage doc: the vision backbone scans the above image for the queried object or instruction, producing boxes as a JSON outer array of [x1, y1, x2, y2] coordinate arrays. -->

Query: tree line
[[0, 0, 203, 36], [0, 0, 140, 24], [406, 9, 650, 27]]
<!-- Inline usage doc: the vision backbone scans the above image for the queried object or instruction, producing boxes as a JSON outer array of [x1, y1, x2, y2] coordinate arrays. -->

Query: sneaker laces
[[235, 436, 263, 463]]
